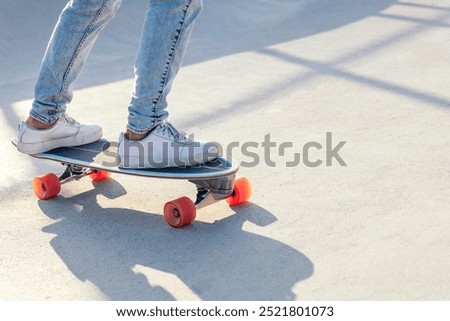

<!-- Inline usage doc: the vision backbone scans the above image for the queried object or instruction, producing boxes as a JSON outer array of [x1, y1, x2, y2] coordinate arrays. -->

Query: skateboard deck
[[13, 139, 251, 228], [29, 139, 239, 179]]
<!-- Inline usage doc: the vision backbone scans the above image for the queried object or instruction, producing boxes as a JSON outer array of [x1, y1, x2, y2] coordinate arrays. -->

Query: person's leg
[[126, 0, 202, 136], [118, 0, 219, 168], [17, 0, 122, 154], [31, 0, 122, 125]]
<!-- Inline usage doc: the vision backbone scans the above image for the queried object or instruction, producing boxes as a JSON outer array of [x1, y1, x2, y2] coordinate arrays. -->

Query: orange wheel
[[164, 196, 196, 228], [226, 177, 252, 206], [89, 170, 111, 181], [32, 173, 61, 200]]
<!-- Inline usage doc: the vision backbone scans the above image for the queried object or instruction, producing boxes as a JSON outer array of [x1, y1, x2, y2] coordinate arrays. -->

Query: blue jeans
[[30, 0, 203, 134]]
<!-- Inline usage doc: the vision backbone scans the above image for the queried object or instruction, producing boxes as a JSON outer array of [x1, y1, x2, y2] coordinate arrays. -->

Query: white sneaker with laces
[[15, 114, 103, 154], [118, 122, 219, 168]]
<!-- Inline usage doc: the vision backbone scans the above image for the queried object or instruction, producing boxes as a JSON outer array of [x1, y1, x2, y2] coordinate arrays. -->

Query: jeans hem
[[29, 110, 57, 124], [126, 122, 163, 135]]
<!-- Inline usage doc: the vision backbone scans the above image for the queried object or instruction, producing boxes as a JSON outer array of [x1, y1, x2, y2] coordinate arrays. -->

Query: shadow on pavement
[[0, 0, 397, 104], [37, 179, 313, 300]]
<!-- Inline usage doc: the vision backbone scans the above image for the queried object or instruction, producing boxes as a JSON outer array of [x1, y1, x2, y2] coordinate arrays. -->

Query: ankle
[[26, 116, 53, 130], [124, 129, 150, 141]]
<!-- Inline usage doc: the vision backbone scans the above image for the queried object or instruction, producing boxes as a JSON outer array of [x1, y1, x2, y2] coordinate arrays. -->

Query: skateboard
[[13, 139, 252, 228]]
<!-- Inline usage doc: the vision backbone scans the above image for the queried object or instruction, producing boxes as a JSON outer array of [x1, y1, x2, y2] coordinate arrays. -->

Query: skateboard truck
[[58, 164, 93, 183], [190, 173, 236, 209], [57, 163, 112, 184]]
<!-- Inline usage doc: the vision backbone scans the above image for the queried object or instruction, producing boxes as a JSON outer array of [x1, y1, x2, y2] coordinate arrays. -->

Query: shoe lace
[[155, 122, 191, 142], [59, 114, 79, 125]]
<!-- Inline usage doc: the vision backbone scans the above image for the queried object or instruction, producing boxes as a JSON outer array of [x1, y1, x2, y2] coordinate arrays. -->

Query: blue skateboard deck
[[27, 139, 239, 179]]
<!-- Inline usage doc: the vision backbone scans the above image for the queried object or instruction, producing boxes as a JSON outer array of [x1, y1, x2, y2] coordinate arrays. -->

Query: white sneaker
[[16, 114, 103, 154], [118, 122, 219, 168]]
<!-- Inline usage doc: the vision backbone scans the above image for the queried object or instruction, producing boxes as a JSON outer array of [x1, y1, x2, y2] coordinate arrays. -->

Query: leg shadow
[[38, 179, 313, 300]]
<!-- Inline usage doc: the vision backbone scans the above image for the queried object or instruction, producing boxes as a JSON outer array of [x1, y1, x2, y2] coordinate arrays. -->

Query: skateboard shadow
[[38, 179, 313, 300]]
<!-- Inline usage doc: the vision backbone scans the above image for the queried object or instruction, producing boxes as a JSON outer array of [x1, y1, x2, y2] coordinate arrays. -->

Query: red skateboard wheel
[[32, 173, 61, 200], [164, 196, 196, 228], [226, 177, 252, 206], [89, 170, 111, 181]]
